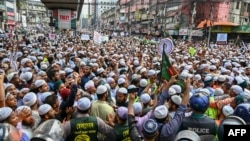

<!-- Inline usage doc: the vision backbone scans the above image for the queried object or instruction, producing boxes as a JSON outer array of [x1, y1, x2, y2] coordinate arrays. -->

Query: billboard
[[53, 9, 77, 29]]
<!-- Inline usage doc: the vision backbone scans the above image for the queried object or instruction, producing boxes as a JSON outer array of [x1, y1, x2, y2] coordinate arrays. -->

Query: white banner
[[217, 33, 227, 42], [94, 31, 102, 44], [179, 28, 188, 35], [101, 36, 109, 42], [58, 9, 71, 29], [81, 34, 90, 40], [216, 33, 228, 45]]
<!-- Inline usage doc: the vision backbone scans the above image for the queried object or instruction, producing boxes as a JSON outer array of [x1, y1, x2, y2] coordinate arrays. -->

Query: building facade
[[229, 1, 250, 25], [0, 1, 5, 30], [99, 0, 250, 36], [25, 1, 48, 28], [6, 0, 16, 30]]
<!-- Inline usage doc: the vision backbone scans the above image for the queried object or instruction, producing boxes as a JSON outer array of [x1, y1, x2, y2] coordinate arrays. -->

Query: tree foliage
[[16, 0, 25, 10]]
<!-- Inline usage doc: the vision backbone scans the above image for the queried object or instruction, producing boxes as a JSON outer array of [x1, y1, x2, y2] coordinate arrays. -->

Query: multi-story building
[[26, 0, 48, 27], [0, 1, 5, 30], [6, 0, 16, 30], [229, 0, 250, 25], [195, 0, 230, 27], [100, 0, 250, 37]]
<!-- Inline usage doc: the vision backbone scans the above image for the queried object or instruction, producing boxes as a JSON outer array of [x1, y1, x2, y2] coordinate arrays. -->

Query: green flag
[[161, 49, 172, 81], [160, 46, 186, 92], [189, 46, 196, 57]]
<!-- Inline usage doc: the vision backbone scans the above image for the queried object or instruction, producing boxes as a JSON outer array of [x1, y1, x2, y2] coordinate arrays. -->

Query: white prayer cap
[[118, 78, 126, 85], [16, 106, 31, 114], [20, 72, 33, 82], [35, 79, 46, 88], [139, 79, 148, 87], [38, 104, 52, 115], [96, 85, 107, 95], [171, 95, 182, 105], [97, 68, 105, 74], [7, 72, 18, 82], [170, 85, 182, 94], [194, 74, 201, 81], [154, 105, 168, 119], [133, 102, 142, 115], [0, 107, 12, 121], [140, 93, 151, 104], [84, 80, 95, 90], [118, 87, 128, 94], [222, 105, 234, 117], [168, 87, 177, 96], [41, 92, 52, 102], [147, 69, 156, 76], [23, 92, 37, 106], [231, 85, 243, 95], [77, 97, 91, 111], [218, 75, 226, 82]]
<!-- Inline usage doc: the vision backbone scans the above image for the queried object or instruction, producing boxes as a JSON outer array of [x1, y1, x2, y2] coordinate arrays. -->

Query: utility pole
[[188, 1, 196, 42], [207, 2, 213, 47]]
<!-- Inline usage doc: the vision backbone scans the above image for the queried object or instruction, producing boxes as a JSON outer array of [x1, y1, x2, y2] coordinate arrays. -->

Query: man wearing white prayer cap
[[116, 87, 128, 107], [84, 80, 97, 101], [38, 104, 55, 124], [23, 92, 41, 130], [140, 93, 152, 116], [15, 106, 34, 139], [20, 72, 33, 88], [35, 79, 49, 106], [0, 107, 13, 122], [90, 85, 115, 121], [230, 85, 243, 96]]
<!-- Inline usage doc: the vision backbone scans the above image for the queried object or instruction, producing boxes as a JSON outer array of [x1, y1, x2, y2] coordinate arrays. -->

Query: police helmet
[[31, 119, 64, 141], [0, 123, 21, 141], [175, 130, 200, 141], [233, 103, 250, 123], [189, 93, 209, 113], [218, 116, 246, 141]]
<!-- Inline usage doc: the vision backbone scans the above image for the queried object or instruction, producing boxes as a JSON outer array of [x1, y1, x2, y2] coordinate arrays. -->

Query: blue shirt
[[21, 132, 30, 141], [156, 89, 187, 141]]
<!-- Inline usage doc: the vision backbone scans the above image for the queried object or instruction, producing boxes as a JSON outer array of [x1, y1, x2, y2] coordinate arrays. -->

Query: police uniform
[[63, 113, 115, 141], [179, 112, 218, 141], [114, 123, 131, 141]]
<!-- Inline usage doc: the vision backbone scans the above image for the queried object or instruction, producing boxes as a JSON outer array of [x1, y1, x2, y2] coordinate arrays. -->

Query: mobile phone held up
[[128, 88, 139, 93]]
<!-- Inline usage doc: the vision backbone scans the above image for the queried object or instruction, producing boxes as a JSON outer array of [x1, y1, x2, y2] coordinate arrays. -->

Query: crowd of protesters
[[0, 30, 249, 141]]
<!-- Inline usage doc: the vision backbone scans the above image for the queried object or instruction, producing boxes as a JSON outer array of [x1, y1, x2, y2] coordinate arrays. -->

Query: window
[[236, 2, 240, 9], [230, 17, 235, 23]]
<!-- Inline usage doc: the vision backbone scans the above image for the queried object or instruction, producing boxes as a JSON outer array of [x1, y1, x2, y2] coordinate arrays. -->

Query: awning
[[197, 20, 239, 29], [7, 20, 15, 25]]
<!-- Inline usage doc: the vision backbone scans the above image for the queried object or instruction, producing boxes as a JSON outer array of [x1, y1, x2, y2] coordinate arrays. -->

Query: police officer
[[217, 116, 246, 141], [112, 106, 131, 141], [0, 123, 22, 141], [179, 92, 218, 141], [175, 130, 201, 141], [233, 103, 250, 124], [63, 97, 114, 141]]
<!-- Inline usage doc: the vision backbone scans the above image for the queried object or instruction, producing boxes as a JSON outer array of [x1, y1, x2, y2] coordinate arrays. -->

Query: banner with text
[[49, 33, 56, 40], [58, 9, 71, 29], [81, 34, 90, 40], [94, 31, 102, 44]]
